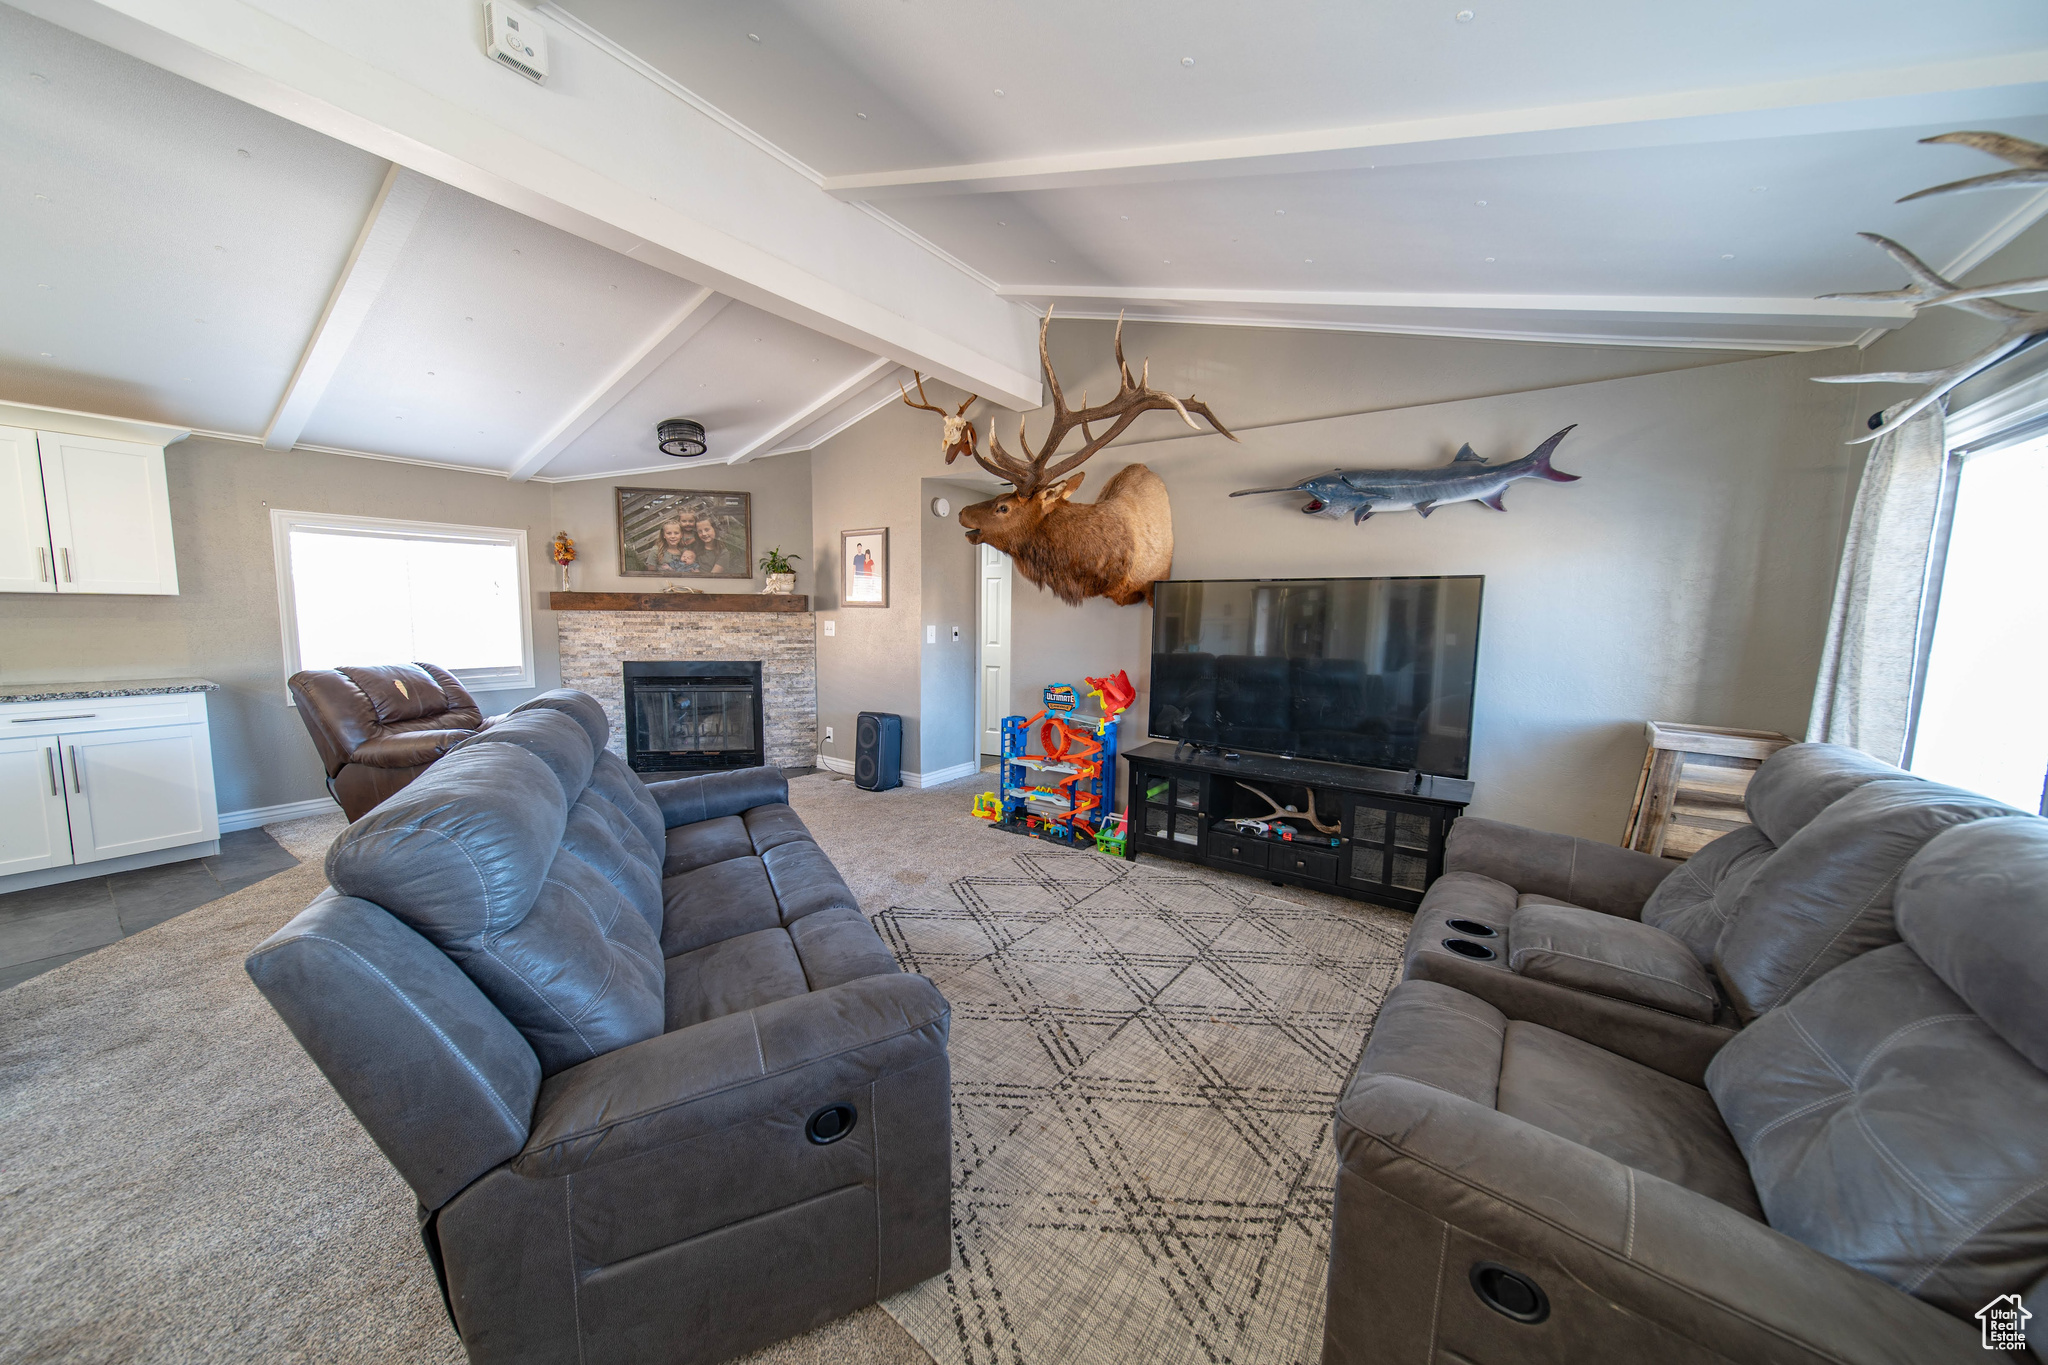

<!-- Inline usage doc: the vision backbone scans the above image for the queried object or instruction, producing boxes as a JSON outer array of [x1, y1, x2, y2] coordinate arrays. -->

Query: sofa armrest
[[515, 972, 948, 1178], [1445, 817, 1678, 918], [1331, 1073, 1977, 1363], [347, 729, 475, 769], [647, 766, 791, 828]]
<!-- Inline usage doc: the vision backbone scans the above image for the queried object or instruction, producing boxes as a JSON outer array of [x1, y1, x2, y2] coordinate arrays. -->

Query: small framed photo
[[617, 488, 751, 580], [840, 527, 889, 608]]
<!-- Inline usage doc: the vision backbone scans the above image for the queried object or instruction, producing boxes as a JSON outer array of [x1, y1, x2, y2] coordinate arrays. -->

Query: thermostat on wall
[[483, 1, 549, 83]]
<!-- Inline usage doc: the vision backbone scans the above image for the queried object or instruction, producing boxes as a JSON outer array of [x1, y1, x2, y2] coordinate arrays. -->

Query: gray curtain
[[1806, 405, 1947, 763]]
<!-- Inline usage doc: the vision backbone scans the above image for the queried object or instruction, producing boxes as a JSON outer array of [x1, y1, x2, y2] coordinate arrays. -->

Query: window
[[1906, 389, 2048, 813], [271, 510, 533, 694]]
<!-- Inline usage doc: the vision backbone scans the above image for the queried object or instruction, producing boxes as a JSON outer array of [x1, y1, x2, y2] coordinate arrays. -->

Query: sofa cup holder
[[1444, 918, 1498, 938], [1442, 937, 1497, 961]]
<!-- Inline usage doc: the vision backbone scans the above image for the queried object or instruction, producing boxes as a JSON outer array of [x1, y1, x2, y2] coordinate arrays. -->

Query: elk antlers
[[900, 373, 979, 464], [1237, 782, 1341, 836], [966, 306, 1238, 493]]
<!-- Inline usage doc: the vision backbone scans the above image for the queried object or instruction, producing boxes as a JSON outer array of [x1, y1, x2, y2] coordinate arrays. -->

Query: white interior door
[[63, 723, 218, 863], [978, 543, 1013, 755], [38, 430, 179, 595], [0, 734, 74, 877], [0, 425, 55, 594]]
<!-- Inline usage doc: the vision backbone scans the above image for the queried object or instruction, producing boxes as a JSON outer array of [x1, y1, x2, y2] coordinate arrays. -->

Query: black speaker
[[855, 711, 902, 791]]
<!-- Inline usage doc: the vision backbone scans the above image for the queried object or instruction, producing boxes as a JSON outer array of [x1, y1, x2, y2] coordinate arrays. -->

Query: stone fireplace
[[554, 605, 817, 771], [623, 661, 763, 773]]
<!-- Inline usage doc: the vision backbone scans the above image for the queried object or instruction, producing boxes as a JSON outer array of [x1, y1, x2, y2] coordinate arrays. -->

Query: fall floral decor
[[551, 531, 576, 590]]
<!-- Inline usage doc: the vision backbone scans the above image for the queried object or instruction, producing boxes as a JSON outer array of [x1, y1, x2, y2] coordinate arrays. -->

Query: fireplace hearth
[[623, 661, 765, 773]]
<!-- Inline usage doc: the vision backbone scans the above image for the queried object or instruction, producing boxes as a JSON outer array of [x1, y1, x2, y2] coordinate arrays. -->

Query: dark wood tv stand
[[1121, 741, 1474, 911]]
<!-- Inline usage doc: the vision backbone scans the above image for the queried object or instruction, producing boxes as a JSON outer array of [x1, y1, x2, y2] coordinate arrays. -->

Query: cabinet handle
[[46, 747, 58, 796], [68, 745, 81, 793], [60, 548, 72, 582], [36, 547, 47, 582], [12, 713, 95, 723]]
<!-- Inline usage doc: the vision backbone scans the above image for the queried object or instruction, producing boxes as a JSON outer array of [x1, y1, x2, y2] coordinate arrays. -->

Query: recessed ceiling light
[[1121, 215, 1129, 220], [1163, 259, 1171, 264], [1484, 256, 1496, 262], [1304, 258, 1313, 263], [1475, 199, 1487, 207], [39, 351, 50, 357], [27, 72, 47, 84], [997, 220, 1007, 226], [1455, 9, 1474, 20], [1722, 253, 1736, 260], [1181, 57, 1195, 67], [37, 283, 49, 290], [236, 147, 249, 158], [857, 112, 867, 119], [994, 89, 1005, 97], [747, 33, 760, 42], [1049, 259, 1058, 264], [1750, 185, 1767, 193], [465, 316, 474, 322]]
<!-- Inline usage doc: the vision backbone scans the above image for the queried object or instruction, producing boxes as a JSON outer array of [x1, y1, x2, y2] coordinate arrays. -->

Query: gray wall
[[0, 437, 562, 814], [1005, 349, 1859, 839], [918, 478, 986, 778], [810, 402, 925, 769]]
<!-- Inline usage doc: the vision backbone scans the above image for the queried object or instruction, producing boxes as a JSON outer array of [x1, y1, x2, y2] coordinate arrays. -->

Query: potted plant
[[758, 547, 800, 594]]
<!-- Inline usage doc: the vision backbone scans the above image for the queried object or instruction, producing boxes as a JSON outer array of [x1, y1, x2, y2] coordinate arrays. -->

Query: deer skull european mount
[[901, 306, 1240, 607], [1815, 132, 2048, 443]]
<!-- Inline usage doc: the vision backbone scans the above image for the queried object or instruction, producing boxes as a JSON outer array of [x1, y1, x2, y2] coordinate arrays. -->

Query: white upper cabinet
[[0, 425, 56, 594], [37, 431, 179, 595]]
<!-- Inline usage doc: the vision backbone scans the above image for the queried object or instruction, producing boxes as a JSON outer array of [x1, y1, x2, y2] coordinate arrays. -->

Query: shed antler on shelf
[[969, 306, 1238, 493], [900, 372, 979, 465], [1237, 781, 1341, 836]]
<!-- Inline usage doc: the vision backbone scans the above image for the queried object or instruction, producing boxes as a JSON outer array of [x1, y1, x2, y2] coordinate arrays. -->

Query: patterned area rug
[[872, 844, 1410, 1365]]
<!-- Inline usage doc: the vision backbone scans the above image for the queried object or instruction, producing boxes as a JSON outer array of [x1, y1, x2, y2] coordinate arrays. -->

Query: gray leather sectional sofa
[[1326, 742, 2048, 1362], [246, 691, 952, 1365]]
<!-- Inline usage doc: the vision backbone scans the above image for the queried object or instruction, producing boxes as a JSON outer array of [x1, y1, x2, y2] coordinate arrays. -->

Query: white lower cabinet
[[0, 734, 72, 877], [0, 691, 219, 884], [63, 723, 217, 862]]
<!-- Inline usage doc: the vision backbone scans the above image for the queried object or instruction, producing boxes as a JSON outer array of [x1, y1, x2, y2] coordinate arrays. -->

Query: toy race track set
[[976, 670, 1134, 855]]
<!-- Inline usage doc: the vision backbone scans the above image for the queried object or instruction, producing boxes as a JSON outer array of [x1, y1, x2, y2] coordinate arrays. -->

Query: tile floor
[[0, 829, 300, 990]]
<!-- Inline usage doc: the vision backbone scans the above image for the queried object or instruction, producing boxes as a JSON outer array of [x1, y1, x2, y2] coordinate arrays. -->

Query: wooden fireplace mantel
[[549, 591, 810, 613]]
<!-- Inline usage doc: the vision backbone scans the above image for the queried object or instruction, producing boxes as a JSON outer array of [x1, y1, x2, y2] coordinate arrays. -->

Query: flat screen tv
[[1149, 576, 1483, 778]]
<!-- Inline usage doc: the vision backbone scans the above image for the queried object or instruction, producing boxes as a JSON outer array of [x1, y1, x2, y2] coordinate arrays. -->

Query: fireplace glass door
[[623, 661, 764, 772]]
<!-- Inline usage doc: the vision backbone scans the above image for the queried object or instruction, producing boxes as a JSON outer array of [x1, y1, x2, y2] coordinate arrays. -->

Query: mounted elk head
[[948, 307, 1238, 607], [900, 373, 979, 465]]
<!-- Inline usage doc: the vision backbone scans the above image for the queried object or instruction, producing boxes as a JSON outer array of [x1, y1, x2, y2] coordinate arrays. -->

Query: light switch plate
[[926, 625, 937, 644], [823, 620, 835, 636]]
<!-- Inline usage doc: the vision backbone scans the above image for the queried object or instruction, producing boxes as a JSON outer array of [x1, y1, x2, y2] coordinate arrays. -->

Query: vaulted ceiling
[[1, 0, 2045, 480]]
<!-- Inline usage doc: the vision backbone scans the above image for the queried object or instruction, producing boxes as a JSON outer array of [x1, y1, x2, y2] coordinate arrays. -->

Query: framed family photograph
[[617, 488, 751, 580], [840, 527, 889, 607]]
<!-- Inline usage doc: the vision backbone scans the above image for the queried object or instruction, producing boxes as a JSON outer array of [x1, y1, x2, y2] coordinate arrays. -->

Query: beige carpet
[[0, 771, 1402, 1364]]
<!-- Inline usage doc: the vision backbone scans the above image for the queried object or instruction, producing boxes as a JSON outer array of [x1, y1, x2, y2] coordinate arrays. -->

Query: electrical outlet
[[823, 620, 835, 637], [951, 625, 961, 642], [824, 726, 834, 745], [926, 625, 937, 644]]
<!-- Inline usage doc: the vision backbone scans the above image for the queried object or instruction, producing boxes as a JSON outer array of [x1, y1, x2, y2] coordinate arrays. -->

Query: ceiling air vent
[[483, 2, 549, 84], [657, 418, 708, 458]]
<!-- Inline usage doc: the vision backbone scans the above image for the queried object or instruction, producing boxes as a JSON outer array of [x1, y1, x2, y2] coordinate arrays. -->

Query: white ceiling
[[0, 3, 914, 479], [1, 0, 2046, 479], [553, 0, 2048, 348]]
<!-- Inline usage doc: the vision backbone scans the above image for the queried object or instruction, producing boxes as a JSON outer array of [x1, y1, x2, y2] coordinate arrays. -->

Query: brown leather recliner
[[289, 663, 495, 821]]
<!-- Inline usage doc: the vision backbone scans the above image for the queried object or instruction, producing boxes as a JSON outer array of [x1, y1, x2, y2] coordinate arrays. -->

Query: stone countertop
[[0, 678, 220, 704]]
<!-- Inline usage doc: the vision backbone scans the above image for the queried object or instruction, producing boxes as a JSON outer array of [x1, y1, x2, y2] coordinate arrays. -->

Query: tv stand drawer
[[1273, 845, 1339, 884], [1206, 830, 1269, 869]]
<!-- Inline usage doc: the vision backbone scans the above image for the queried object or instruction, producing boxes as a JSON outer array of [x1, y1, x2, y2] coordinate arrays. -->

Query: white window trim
[[270, 508, 535, 702]]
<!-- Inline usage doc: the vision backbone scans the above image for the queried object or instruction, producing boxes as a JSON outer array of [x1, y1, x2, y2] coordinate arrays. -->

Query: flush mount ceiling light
[[656, 418, 708, 458]]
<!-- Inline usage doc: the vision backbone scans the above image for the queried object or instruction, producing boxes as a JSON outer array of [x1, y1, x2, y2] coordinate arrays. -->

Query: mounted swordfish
[[1230, 424, 1581, 523]]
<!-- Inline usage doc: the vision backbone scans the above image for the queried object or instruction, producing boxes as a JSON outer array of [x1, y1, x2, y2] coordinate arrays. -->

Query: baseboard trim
[[908, 760, 982, 789], [218, 798, 337, 832], [810, 754, 982, 789]]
